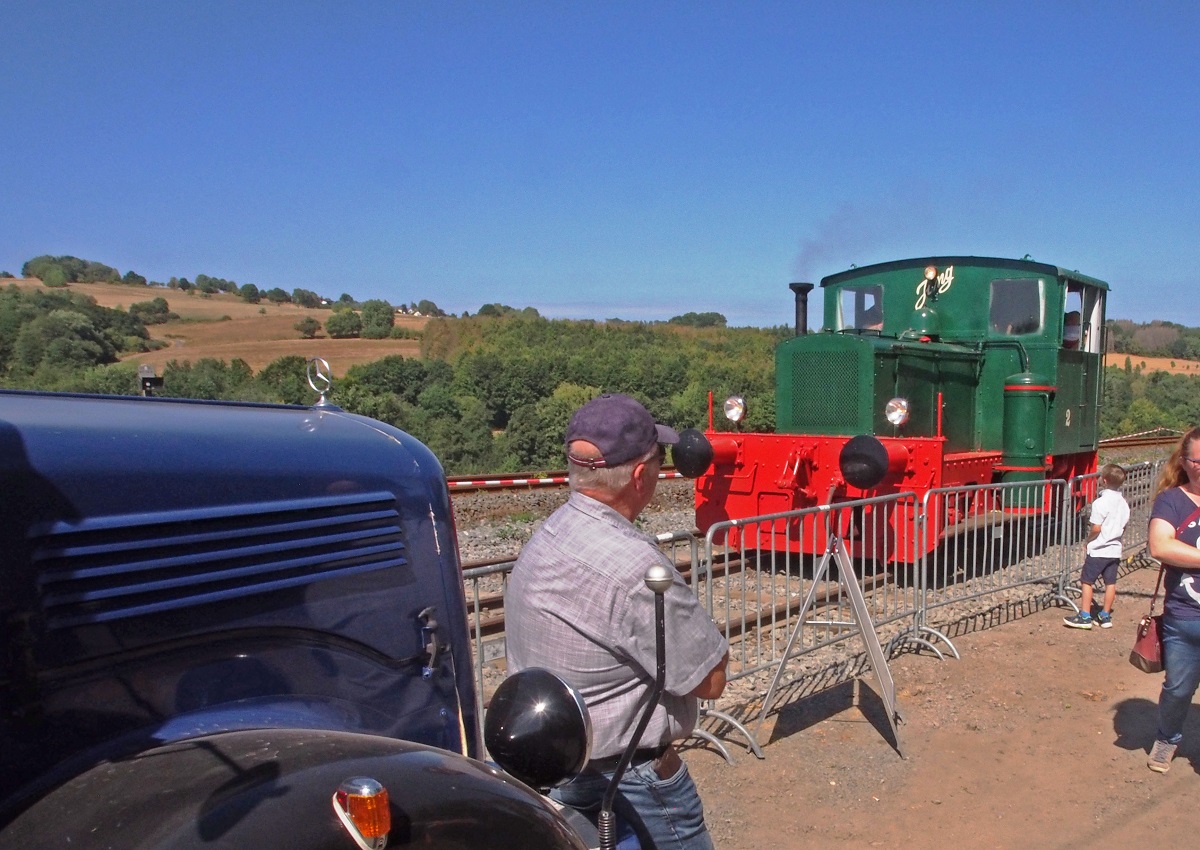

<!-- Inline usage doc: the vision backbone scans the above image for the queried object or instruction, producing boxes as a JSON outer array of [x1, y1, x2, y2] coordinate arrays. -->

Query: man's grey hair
[[568, 444, 659, 493]]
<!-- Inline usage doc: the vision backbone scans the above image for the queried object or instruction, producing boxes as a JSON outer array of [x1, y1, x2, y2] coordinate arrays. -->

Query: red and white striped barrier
[[448, 471, 683, 490]]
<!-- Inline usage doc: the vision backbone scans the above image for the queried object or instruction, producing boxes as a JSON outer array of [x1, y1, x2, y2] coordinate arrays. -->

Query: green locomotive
[[679, 256, 1108, 559]]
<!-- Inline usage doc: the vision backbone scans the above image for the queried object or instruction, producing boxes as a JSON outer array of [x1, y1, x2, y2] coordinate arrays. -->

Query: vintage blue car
[[0, 385, 588, 849]]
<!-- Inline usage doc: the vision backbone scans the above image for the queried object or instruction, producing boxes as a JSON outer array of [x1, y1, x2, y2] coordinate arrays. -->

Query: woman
[[1147, 426, 1200, 773]]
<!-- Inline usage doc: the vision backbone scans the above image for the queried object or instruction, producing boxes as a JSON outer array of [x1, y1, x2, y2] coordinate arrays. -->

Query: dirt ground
[[685, 560, 1193, 849]]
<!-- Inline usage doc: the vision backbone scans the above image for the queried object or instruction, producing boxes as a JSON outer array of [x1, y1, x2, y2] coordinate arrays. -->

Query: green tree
[[455, 349, 561, 429], [408, 387, 497, 473], [668, 311, 728, 328], [291, 288, 323, 308], [294, 316, 321, 339], [129, 297, 176, 325], [335, 383, 412, 430], [1099, 367, 1133, 438], [1118, 398, 1167, 434], [161, 358, 252, 400], [240, 283, 261, 303], [12, 309, 118, 375], [500, 383, 598, 470], [40, 266, 68, 287], [255, 355, 311, 404], [360, 299, 395, 339], [475, 303, 538, 319], [56, 363, 142, 396], [22, 255, 120, 284], [345, 355, 439, 405], [324, 310, 363, 339]]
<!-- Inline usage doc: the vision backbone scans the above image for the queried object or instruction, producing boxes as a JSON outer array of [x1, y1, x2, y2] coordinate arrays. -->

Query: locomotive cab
[[686, 256, 1109, 561]]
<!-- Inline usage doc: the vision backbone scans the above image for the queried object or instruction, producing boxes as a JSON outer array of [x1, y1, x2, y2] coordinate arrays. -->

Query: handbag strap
[[1148, 564, 1164, 614], [1177, 501, 1200, 536]]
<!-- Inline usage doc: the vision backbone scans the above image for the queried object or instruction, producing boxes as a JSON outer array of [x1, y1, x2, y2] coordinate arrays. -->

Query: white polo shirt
[[1087, 488, 1130, 558]]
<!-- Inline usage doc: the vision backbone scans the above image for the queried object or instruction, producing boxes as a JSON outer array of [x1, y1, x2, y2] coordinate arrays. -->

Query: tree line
[[17, 254, 450, 315]]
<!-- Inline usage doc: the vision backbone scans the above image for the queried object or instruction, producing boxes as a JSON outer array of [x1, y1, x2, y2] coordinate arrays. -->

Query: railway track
[[1097, 430, 1182, 449]]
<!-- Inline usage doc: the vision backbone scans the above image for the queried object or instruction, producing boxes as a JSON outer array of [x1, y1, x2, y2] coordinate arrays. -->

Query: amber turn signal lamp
[[333, 777, 391, 850]]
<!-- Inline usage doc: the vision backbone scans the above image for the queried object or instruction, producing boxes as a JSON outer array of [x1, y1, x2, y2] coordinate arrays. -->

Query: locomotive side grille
[[787, 349, 861, 432], [31, 491, 406, 630]]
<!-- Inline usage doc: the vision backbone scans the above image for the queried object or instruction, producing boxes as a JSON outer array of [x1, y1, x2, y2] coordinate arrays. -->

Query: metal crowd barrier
[[463, 459, 1166, 758], [914, 478, 1071, 660], [699, 493, 917, 683]]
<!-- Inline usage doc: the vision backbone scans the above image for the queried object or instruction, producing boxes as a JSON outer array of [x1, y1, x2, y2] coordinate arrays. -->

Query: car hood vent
[[30, 491, 406, 630]]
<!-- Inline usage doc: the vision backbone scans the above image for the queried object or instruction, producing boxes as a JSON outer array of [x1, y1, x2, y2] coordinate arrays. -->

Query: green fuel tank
[[1001, 371, 1055, 505]]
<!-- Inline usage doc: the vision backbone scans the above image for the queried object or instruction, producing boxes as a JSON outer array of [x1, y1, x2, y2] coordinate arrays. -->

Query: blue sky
[[2, 2, 1196, 328]]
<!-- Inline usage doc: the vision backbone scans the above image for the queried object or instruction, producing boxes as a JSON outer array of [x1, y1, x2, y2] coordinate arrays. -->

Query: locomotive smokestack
[[789, 282, 814, 336]]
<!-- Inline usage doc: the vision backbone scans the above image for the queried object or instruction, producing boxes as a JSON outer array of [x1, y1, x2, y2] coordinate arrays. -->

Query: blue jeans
[[550, 755, 714, 850], [1157, 614, 1200, 744]]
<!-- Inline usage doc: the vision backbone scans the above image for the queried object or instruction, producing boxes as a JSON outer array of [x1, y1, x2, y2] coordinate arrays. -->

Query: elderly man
[[506, 393, 729, 850]]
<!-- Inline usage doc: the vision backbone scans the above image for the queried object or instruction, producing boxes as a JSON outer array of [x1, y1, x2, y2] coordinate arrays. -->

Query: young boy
[[1064, 464, 1131, 629]]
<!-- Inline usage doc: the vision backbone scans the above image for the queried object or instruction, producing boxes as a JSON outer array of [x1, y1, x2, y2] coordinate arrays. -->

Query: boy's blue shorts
[[1080, 555, 1119, 585]]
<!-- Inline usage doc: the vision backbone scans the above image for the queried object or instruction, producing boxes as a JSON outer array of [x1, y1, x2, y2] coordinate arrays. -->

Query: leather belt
[[587, 744, 668, 773]]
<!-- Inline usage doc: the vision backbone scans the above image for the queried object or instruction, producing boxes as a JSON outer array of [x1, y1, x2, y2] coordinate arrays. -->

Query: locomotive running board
[[754, 532, 904, 756]]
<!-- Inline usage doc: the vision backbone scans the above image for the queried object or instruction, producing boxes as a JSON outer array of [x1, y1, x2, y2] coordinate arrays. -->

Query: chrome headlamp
[[884, 397, 910, 426]]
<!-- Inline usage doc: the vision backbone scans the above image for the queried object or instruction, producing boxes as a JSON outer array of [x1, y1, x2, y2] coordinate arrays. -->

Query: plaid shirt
[[506, 491, 728, 759]]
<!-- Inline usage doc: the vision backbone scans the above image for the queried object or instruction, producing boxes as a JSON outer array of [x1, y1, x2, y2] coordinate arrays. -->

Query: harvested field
[[9, 278, 427, 376], [121, 335, 423, 377], [1105, 353, 1200, 375]]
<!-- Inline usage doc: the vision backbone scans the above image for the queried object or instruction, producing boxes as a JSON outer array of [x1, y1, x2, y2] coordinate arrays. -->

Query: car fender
[[0, 728, 586, 850]]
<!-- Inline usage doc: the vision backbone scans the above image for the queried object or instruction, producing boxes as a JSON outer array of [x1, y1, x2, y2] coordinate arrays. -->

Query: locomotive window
[[1064, 285, 1101, 353], [989, 278, 1043, 335], [839, 286, 883, 330]]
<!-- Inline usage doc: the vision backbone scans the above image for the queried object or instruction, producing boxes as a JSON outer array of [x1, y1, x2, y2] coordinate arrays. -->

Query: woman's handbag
[[1130, 606, 1164, 673]]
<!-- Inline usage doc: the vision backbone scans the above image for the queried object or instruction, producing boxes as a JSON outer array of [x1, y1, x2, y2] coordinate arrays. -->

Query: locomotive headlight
[[924, 265, 938, 281], [723, 395, 747, 423], [884, 397, 910, 426]]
